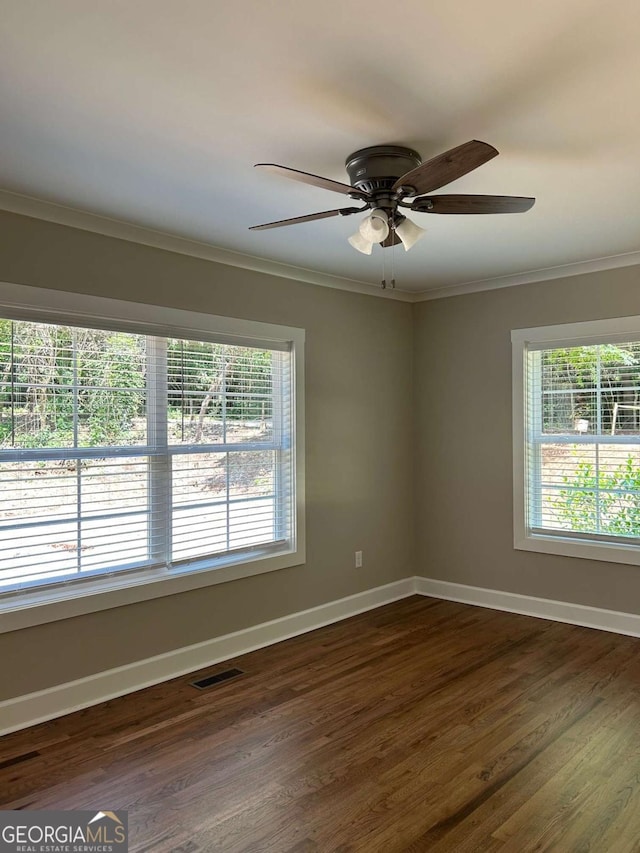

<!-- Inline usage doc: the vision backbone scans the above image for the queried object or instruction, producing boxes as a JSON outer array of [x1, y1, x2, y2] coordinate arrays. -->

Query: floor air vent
[[190, 668, 244, 690]]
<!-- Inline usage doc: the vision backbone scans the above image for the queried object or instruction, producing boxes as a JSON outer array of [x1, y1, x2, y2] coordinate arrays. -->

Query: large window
[[513, 316, 640, 565], [0, 284, 304, 628]]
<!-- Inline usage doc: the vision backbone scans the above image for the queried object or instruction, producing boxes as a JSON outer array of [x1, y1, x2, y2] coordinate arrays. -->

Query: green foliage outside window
[[556, 454, 640, 537], [0, 320, 275, 449], [542, 342, 640, 537]]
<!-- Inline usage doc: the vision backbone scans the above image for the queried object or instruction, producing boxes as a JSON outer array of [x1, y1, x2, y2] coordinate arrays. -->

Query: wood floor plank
[[422, 697, 639, 852], [2, 596, 640, 851]]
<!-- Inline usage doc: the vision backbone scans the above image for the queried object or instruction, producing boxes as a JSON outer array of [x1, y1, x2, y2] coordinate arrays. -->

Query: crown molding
[[2, 189, 639, 305], [0, 189, 414, 303], [414, 249, 640, 301]]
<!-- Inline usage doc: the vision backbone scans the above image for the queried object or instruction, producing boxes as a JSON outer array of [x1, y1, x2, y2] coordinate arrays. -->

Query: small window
[[0, 284, 304, 628], [513, 316, 640, 565]]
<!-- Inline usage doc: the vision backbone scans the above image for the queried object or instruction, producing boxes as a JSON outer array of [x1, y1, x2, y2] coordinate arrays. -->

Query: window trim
[[0, 282, 305, 633], [512, 314, 640, 567]]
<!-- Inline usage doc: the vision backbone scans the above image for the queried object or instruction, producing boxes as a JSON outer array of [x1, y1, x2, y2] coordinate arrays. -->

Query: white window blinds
[[0, 318, 295, 594], [526, 340, 640, 542]]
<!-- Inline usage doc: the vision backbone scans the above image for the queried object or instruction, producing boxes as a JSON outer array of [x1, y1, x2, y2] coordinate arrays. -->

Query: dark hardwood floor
[[2, 595, 640, 852]]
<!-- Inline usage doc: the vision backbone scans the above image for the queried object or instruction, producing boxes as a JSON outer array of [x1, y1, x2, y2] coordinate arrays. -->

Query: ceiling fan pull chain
[[391, 231, 396, 289], [381, 240, 387, 289]]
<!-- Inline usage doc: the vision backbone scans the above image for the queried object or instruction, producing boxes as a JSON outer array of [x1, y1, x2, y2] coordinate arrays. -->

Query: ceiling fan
[[250, 140, 535, 255]]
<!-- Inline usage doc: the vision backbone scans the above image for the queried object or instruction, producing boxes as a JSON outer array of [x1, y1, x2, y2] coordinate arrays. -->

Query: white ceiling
[[1, 0, 639, 296]]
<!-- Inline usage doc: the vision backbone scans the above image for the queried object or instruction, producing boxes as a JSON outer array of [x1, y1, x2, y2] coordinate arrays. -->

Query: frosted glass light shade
[[395, 216, 425, 251], [359, 209, 389, 243], [348, 231, 373, 254]]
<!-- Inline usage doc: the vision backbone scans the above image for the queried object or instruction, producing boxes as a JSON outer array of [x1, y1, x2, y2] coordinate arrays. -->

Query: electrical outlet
[[355, 550, 363, 568]]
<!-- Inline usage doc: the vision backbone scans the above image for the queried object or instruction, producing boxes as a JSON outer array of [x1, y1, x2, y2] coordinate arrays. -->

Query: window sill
[[0, 545, 305, 634], [515, 530, 640, 567]]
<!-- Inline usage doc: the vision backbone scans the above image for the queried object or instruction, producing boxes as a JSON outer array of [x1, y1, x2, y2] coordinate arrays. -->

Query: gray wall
[[414, 265, 640, 614], [4, 205, 640, 704], [0, 211, 414, 700]]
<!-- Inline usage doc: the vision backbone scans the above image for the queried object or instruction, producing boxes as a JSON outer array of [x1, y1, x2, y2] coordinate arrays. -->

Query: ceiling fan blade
[[255, 164, 363, 197], [249, 207, 363, 231], [411, 194, 535, 214], [393, 140, 499, 196]]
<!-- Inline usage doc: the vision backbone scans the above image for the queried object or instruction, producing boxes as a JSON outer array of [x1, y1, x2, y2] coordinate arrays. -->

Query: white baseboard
[[416, 577, 640, 638], [6, 574, 640, 737], [0, 577, 417, 736]]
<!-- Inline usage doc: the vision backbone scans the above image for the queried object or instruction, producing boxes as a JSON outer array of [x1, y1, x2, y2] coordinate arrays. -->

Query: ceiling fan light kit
[[250, 140, 535, 283], [348, 209, 425, 255]]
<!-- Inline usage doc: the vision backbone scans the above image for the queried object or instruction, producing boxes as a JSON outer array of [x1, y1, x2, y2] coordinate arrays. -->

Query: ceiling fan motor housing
[[345, 146, 422, 194]]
